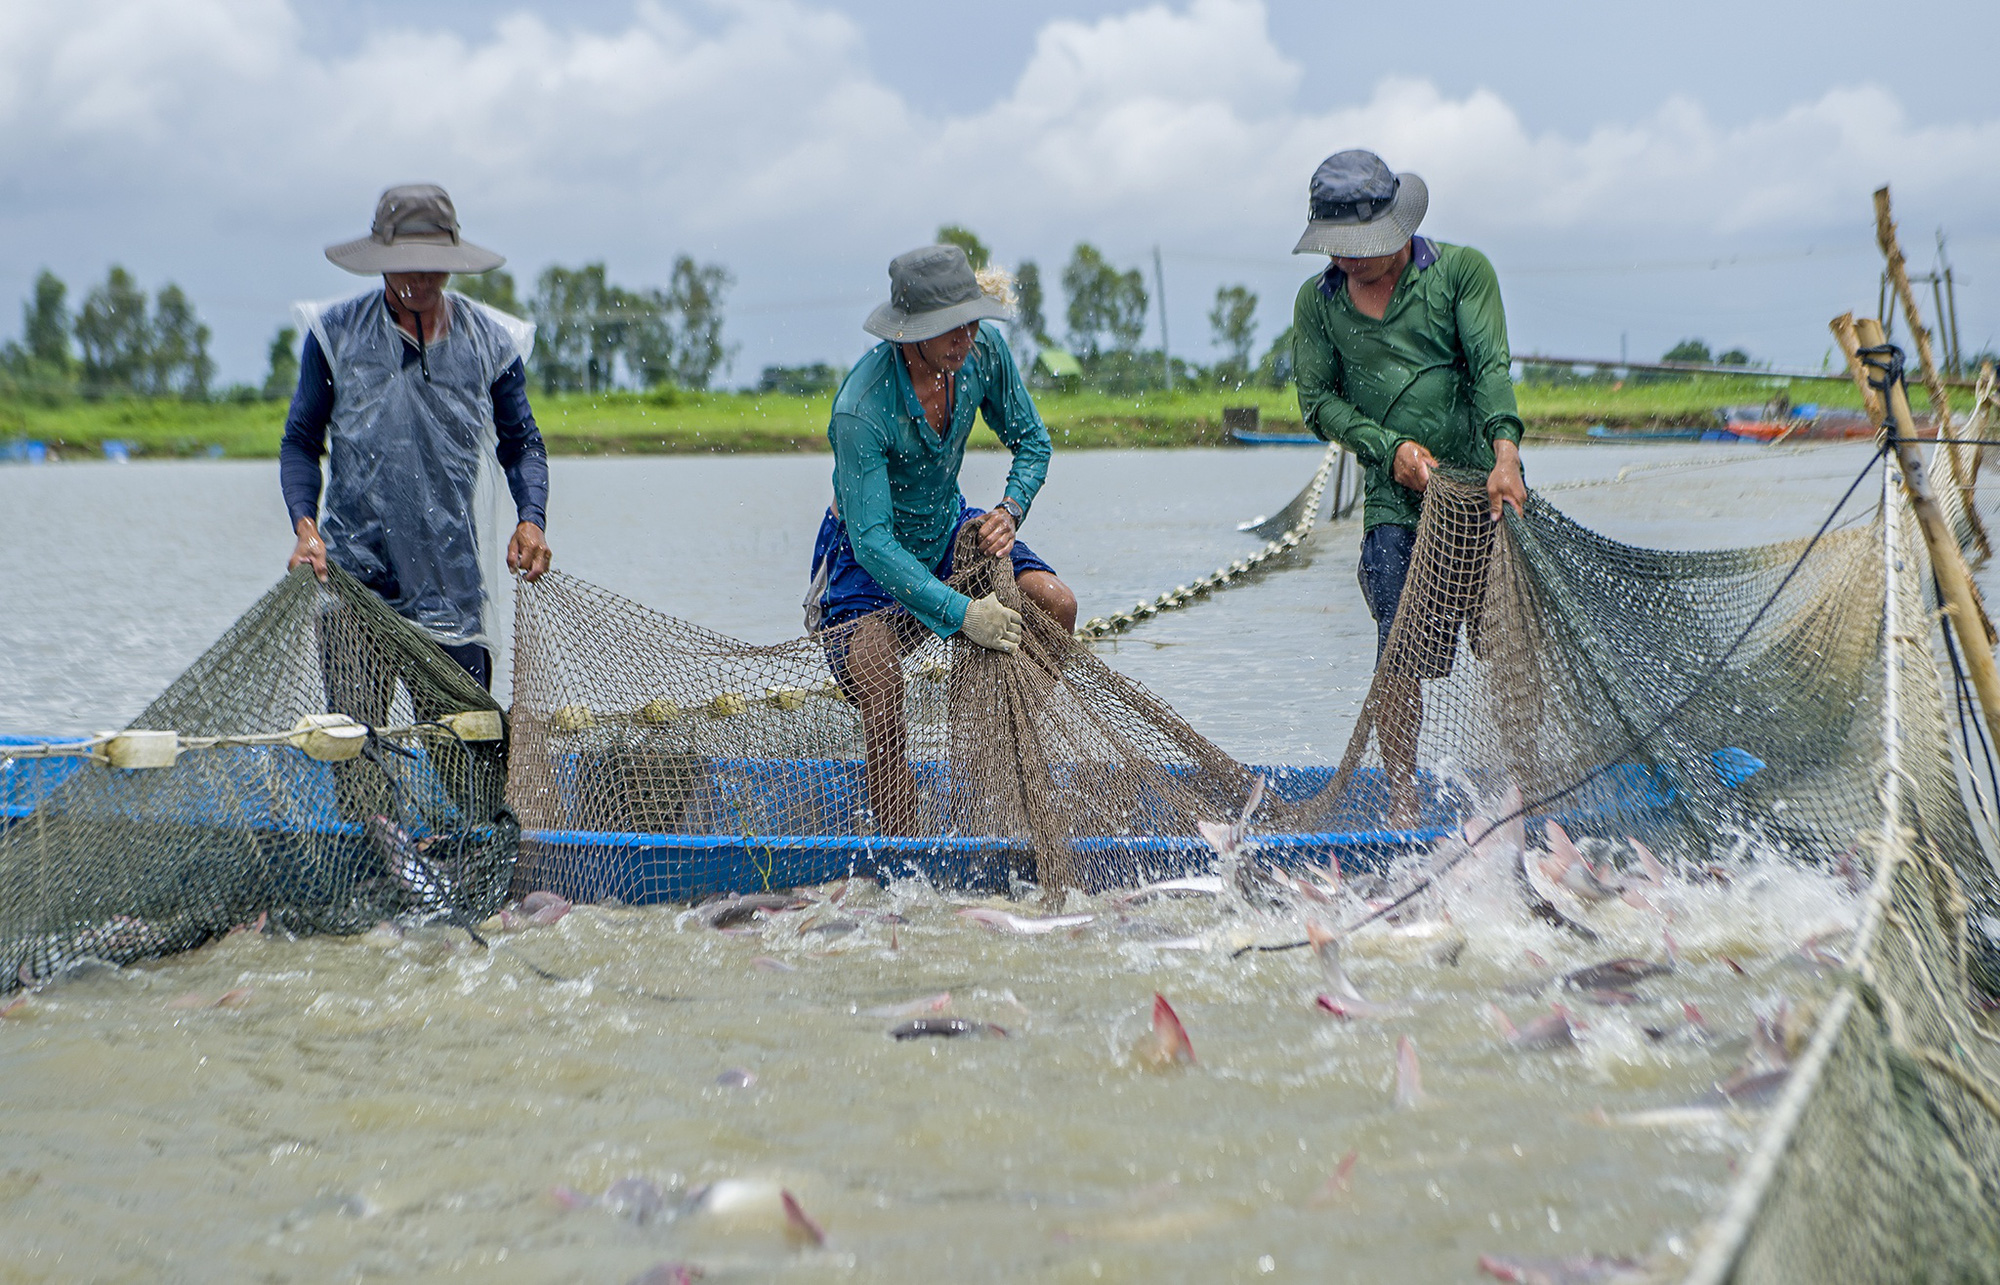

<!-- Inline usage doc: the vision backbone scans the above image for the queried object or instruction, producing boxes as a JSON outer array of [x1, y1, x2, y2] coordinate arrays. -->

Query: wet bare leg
[[1016, 571, 1078, 633], [846, 617, 918, 836]]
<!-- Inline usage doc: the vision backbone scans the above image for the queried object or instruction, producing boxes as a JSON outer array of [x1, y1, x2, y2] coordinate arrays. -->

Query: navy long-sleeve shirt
[[278, 329, 550, 531]]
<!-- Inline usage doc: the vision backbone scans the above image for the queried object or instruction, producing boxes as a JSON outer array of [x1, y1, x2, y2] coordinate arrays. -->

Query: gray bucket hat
[[1291, 150, 1429, 259], [325, 184, 505, 275], [864, 245, 1009, 343]]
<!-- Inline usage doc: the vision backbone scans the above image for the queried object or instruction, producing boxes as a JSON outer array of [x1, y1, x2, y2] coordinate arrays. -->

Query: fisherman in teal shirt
[[807, 244, 1077, 834]]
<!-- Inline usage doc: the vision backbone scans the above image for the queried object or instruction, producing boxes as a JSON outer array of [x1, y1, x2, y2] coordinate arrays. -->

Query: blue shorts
[[809, 502, 1056, 633]]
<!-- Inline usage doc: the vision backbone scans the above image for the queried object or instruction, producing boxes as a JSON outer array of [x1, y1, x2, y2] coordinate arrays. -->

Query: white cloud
[[0, 0, 1994, 376]]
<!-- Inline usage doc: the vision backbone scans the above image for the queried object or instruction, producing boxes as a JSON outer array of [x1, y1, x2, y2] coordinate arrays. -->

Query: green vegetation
[[3, 373, 1952, 461]]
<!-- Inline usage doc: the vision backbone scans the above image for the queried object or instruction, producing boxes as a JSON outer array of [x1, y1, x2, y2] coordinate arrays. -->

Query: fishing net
[[1304, 465, 2000, 1283], [1684, 473, 2000, 1285], [505, 527, 1259, 903], [1298, 468, 1902, 865], [0, 566, 515, 991]]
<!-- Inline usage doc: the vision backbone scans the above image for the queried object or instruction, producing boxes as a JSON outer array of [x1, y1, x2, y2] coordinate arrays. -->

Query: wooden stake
[[1851, 316, 2000, 748], [1829, 312, 1886, 425], [1874, 187, 1989, 559]]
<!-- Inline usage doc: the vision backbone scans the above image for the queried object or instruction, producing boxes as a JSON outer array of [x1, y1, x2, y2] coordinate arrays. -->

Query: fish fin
[[1620, 887, 1657, 912], [1682, 1001, 1707, 1030], [1484, 1003, 1519, 1039], [1525, 950, 1549, 969], [1310, 1148, 1359, 1204], [1393, 1035, 1423, 1109], [1663, 929, 1681, 967], [1306, 920, 1336, 953], [1195, 819, 1237, 860], [780, 1189, 826, 1247], [1151, 993, 1195, 1064], [1631, 836, 1668, 885], [1546, 820, 1583, 868], [1240, 774, 1267, 831]]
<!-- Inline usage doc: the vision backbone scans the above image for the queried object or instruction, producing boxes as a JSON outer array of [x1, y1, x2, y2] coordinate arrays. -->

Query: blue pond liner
[[3, 738, 1679, 908]]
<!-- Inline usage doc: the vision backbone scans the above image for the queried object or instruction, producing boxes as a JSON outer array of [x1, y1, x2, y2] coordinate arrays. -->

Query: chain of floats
[[1071, 442, 1835, 643], [1075, 443, 1343, 642]]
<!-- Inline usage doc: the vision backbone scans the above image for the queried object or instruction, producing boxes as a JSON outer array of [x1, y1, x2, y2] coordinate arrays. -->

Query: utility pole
[[1153, 245, 1171, 394], [1937, 229, 1963, 376]]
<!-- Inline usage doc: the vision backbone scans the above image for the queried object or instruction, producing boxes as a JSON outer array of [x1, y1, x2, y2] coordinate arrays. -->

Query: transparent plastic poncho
[[295, 289, 536, 652]]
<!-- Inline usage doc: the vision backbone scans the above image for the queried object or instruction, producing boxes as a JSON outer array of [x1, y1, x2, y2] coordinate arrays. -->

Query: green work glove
[[961, 593, 1024, 654]]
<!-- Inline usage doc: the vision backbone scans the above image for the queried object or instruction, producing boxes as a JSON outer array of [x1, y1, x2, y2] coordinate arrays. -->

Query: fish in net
[[0, 566, 515, 991]]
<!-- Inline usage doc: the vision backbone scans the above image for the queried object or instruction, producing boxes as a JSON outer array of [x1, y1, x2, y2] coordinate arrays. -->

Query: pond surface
[[0, 442, 1918, 1281]]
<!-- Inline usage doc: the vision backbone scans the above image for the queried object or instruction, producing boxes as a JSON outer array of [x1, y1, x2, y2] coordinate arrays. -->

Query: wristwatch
[[997, 497, 1026, 527]]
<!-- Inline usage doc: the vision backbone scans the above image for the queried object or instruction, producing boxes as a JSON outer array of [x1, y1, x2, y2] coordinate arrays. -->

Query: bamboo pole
[[1874, 187, 1989, 559], [1846, 317, 2000, 745], [1829, 312, 1886, 425]]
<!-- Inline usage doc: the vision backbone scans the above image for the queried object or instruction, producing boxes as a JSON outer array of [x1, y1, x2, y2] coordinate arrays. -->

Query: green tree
[[1257, 324, 1296, 388], [24, 270, 72, 374], [264, 326, 300, 400], [451, 270, 524, 317], [757, 363, 842, 396], [1011, 260, 1049, 352], [1208, 284, 1259, 381], [935, 225, 990, 270], [531, 264, 619, 393], [1717, 347, 1751, 366], [1662, 338, 1711, 365], [1061, 243, 1147, 358], [629, 256, 735, 391], [75, 266, 152, 396], [150, 283, 213, 399]]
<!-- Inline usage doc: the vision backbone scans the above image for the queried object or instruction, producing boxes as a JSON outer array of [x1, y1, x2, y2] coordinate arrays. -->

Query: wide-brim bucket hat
[[326, 184, 505, 275], [1291, 150, 1428, 259], [864, 244, 1010, 343]]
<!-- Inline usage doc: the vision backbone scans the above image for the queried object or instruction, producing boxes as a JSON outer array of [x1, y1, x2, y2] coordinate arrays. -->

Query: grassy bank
[[0, 373, 1940, 461]]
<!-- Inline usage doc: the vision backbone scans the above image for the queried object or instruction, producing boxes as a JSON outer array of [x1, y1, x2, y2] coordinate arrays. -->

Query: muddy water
[[0, 859, 1851, 1283], [0, 442, 1906, 1281]]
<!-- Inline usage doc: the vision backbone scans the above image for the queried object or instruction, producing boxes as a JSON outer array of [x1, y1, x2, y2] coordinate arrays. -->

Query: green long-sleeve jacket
[[1293, 237, 1524, 531], [828, 322, 1051, 637]]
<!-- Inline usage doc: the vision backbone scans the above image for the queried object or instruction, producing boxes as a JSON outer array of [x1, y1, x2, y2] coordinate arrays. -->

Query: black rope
[[1935, 583, 2000, 826], [1239, 440, 1893, 958]]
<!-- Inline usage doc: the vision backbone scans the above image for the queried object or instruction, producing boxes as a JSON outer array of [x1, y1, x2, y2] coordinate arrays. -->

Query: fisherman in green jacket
[[1291, 149, 1527, 816]]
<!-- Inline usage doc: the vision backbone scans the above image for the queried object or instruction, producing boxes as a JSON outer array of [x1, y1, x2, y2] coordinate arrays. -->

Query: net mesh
[[505, 526, 1260, 903], [1686, 473, 2000, 1284], [0, 566, 514, 991], [1298, 469, 1903, 866]]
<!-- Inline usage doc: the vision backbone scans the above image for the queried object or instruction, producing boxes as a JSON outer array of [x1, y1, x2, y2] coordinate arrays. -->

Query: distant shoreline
[[0, 375, 1897, 462]]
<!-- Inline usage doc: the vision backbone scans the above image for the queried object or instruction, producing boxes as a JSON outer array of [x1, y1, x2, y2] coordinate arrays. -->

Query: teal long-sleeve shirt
[[1293, 238, 1524, 532], [828, 322, 1052, 637]]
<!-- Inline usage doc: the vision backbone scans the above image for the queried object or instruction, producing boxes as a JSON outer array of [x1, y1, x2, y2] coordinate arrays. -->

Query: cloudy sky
[[2, 0, 1995, 387]]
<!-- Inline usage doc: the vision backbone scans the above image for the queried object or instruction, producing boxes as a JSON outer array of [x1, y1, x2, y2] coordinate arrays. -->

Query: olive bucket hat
[[325, 184, 505, 275], [1291, 150, 1429, 259], [864, 244, 1010, 343]]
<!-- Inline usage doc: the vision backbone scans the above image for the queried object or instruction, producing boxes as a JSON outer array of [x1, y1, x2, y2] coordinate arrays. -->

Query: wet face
[[383, 272, 449, 315], [909, 323, 978, 378], [1331, 247, 1407, 286]]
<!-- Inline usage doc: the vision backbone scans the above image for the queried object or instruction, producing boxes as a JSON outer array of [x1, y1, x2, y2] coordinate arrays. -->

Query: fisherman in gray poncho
[[279, 183, 552, 691]]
